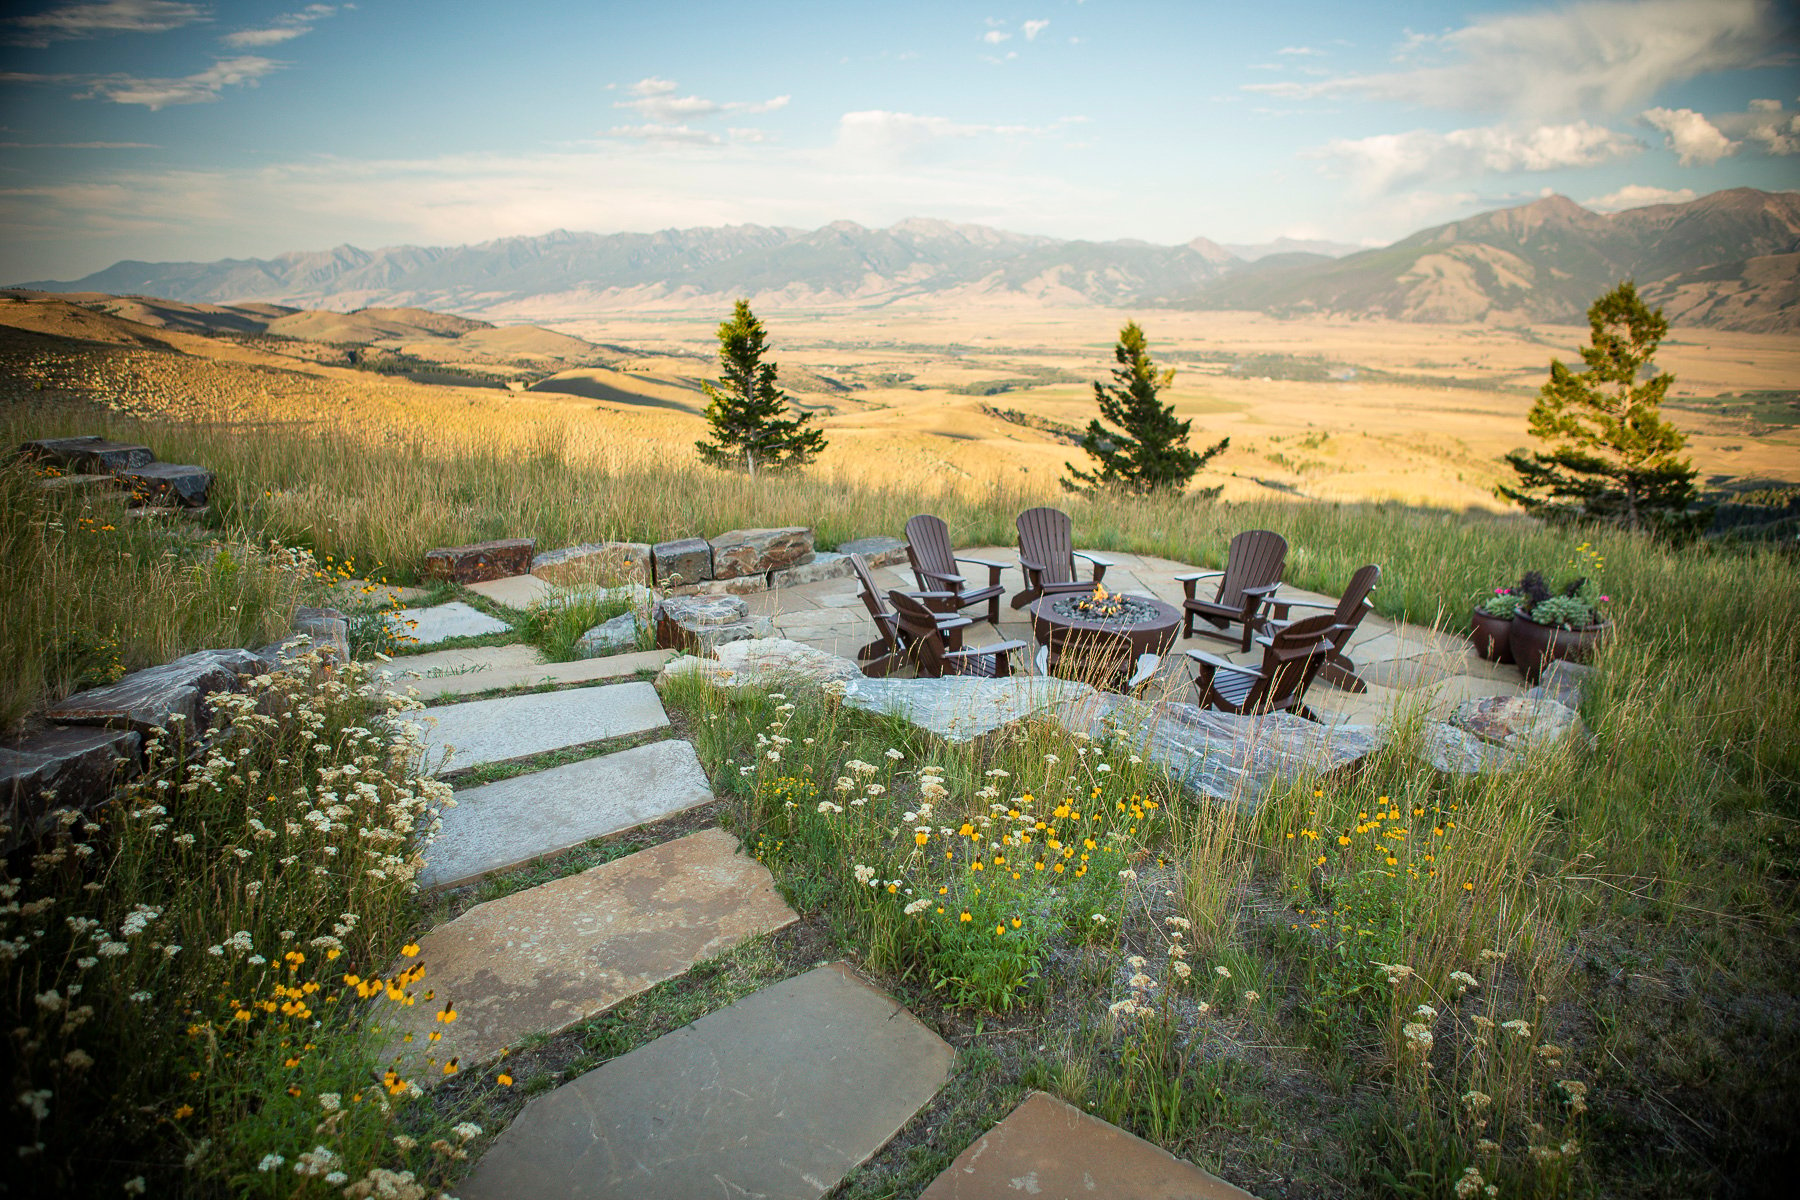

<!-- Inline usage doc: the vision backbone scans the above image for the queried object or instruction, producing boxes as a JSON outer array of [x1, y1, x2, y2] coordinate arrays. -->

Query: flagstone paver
[[465, 572, 557, 609], [419, 738, 716, 888], [919, 1091, 1257, 1200], [456, 962, 952, 1200], [417, 681, 668, 773], [386, 828, 795, 1077], [404, 649, 670, 702], [390, 601, 511, 645]]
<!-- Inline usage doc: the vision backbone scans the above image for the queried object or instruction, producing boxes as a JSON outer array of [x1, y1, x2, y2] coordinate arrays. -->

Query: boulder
[[291, 606, 350, 663], [1, 725, 142, 849], [658, 638, 864, 689], [653, 595, 774, 653], [21, 436, 154, 472], [709, 527, 814, 580], [1057, 694, 1384, 804], [44, 648, 267, 738], [575, 612, 642, 658], [1420, 722, 1522, 774], [1449, 695, 1587, 753], [1524, 660, 1592, 710], [844, 675, 1096, 743], [836, 536, 910, 569], [652, 537, 713, 586], [533, 541, 653, 586], [665, 574, 770, 597], [772, 551, 854, 588], [118, 463, 213, 507], [424, 537, 535, 584]]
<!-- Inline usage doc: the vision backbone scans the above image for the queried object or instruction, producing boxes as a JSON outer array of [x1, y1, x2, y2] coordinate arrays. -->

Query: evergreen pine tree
[[1498, 281, 1706, 538], [1064, 321, 1227, 496], [695, 300, 826, 476]]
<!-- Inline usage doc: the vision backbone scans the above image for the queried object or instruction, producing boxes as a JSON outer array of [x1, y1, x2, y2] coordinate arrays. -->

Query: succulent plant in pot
[[1510, 545, 1611, 681], [1469, 586, 1523, 662]]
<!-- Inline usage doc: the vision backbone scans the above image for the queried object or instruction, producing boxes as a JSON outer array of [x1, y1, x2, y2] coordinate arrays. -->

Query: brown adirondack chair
[[904, 514, 1008, 625], [1186, 612, 1345, 721], [1177, 529, 1288, 650], [1011, 507, 1114, 609], [1264, 564, 1382, 693], [850, 554, 957, 677], [889, 589, 1028, 678]]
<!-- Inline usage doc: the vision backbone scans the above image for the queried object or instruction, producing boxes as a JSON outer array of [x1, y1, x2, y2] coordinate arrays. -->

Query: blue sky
[[1, 0, 1795, 280]]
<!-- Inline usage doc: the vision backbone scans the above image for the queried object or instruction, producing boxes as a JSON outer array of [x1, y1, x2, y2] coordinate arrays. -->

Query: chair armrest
[[921, 568, 968, 588], [1185, 649, 1256, 677], [1072, 551, 1113, 567], [905, 590, 961, 613], [944, 639, 1028, 662], [955, 556, 1010, 571], [934, 615, 974, 633], [1017, 556, 1047, 573], [1264, 594, 1332, 621], [1242, 582, 1280, 598], [1173, 570, 1221, 582]]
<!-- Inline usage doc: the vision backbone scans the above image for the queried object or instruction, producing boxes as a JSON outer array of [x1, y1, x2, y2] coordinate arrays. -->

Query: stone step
[[456, 962, 952, 1200], [376, 645, 670, 702], [388, 601, 512, 646], [417, 681, 668, 774], [919, 1091, 1257, 1200], [384, 827, 795, 1080], [420, 738, 715, 889], [465, 573, 556, 610]]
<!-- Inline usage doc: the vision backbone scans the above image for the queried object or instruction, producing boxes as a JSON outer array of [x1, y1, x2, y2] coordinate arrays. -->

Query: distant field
[[2, 295, 1794, 509]]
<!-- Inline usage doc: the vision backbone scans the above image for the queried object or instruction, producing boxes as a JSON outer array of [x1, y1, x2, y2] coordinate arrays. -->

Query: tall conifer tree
[[1498, 281, 1705, 538], [1064, 321, 1226, 496], [695, 300, 826, 476]]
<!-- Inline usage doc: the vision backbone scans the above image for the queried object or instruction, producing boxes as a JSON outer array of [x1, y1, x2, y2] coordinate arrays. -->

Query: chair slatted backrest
[[850, 553, 895, 638], [903, 514, 955, 591], [888, 589, 955, 676], [1258, 612, 1341, 711], [1334, 564, 1381, 625], [1016, 506, 1076, 586], [1217, 529, 1288, 609]]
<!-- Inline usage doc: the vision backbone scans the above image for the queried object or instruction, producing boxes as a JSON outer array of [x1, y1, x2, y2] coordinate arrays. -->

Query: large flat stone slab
[[388, 601, 511, 646], [843, 675, 1097, 743], [390, 828, 794, 1077], [920, 1091, 1256, 1200], [420, 738, 716, 888], [21, 435, 154, 471], [418, 681, 668, 774], [44, 648, 266, 737], [404, 650, 670, 702], [1, 725, 141, 848], [117, 463, 212, 507], [457, 962, 952, 1200], [466, 573, 556, 610], [657, 637, 864, 690]]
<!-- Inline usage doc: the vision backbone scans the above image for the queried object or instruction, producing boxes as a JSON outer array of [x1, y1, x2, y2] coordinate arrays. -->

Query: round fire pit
[[1031, 592, 1180, 689]]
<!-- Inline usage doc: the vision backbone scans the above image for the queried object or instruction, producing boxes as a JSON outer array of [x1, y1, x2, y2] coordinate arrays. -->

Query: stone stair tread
[[420, 738, 715, 889], [390, 601, 511, 645], [379, 646, 670, 702], [456, 962, 951, 1200], [418, 681, 668, 774], [919, 1091, 1258, 1200], [384, 827, 794, 1079], [465, 573, 556, 609]]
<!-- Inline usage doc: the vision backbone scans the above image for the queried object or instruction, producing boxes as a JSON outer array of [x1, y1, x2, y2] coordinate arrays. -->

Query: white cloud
[[1277, 46, 1322, 56], [834, 111, 1077, 163], [982, 29, 1010, 45], [1309, 121, 1642, 195], [1244, 0, 1783, 118], [603, 124, 719, 145], [612, 77, 789, 126], [1713, 99, 1800, 155], [1023, 19, 1049, 41], [78, 56, 282, 110], [1583, 184, 1698, 211], [1641, 107, 1739, 165], [222, 6, 343, 49], [5, 1, 205, 47]]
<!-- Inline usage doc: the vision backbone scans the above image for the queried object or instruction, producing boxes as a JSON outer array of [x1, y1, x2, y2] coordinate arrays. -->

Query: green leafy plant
[[1477, 588, 1524, 618]]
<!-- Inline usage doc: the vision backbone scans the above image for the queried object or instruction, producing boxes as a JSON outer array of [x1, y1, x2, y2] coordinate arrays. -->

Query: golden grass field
[[3, 294, 1795, 511]]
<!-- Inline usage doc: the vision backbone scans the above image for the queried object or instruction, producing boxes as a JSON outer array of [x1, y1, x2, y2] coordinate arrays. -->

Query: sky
[[0, 0, 1796, 281]]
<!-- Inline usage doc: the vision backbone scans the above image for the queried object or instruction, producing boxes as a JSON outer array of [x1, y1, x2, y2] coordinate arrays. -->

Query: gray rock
[[844, 675, 1096, 743], [532, 542, 653, 586], [455, 962, 952, 1200], [663, 573, 770, 597], [1420, 722, 1522, 774], [709, 526, 814, 580], [651, 537, 713, 586], [653, 594, 764, 651], [575, 611, 640, 658], [1449, 695, 1586, 752], [420, 739, 718, 889], [34, 473, 120, 495], [1524, 659, 1592, 710], [772, 550, 854, 588], [44, 648, 267, 737], [387, 601, 512, 646], [837, 536, 910, 569], [21, 436, 154, 471], [1, 725, 141, 848], [1058, 694, 1384, 803], [414, 681, 670, 774], [117, 463, 213, 507], [292, 607, 350, 663], [423, 537, 535, 584], [658, 637, 864, 689]]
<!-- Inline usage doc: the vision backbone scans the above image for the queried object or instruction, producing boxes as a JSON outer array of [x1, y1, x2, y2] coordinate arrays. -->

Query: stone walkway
[[366, 538, 1536, 1197]]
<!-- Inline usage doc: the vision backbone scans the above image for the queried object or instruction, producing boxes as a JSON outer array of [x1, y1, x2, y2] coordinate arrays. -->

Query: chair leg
[[987, 594, 1000, 625]]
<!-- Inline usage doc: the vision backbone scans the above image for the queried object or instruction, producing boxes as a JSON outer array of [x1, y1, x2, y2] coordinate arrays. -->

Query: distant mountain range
[[17, 189, 1798, 332]]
